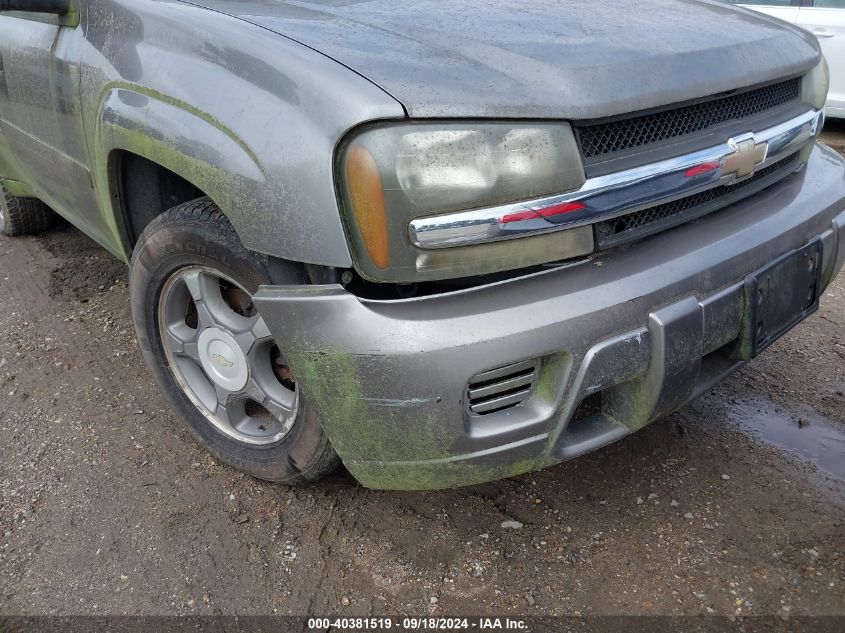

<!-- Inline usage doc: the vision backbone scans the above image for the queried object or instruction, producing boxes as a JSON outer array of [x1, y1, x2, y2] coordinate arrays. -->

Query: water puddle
[[725, 398, 845, 481]]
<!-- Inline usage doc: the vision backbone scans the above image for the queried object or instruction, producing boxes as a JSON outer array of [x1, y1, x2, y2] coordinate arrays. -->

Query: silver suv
[[1, 0, 843, 489]]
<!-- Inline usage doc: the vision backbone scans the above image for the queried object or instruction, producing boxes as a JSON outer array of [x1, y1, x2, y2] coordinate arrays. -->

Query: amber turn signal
[[344, 145, 390, 269]]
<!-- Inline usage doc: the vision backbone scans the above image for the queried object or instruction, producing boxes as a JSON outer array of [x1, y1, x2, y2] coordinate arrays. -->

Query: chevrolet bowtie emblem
[[211, 353, 234, 368], [723, 135, 768, 179]]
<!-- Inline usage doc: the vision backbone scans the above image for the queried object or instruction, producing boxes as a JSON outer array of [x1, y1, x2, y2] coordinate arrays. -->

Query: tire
[[130, 197, 339, 484], [0, 183, 55, 237]]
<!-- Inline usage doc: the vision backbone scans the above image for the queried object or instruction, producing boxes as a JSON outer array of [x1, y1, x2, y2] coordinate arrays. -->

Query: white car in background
[[732, 1, 844, 118]]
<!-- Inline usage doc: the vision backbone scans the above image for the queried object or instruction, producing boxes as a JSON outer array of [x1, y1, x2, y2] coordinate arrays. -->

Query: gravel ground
[[0, 127, 844, 620]]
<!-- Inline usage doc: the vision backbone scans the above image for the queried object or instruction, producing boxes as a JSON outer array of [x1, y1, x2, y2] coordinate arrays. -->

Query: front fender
[[80, 0, 404, 267], [94, 86, 267, 251]]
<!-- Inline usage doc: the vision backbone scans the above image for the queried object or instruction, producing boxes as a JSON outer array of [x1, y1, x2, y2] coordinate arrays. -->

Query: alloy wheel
[[158, 266, 298, 445]]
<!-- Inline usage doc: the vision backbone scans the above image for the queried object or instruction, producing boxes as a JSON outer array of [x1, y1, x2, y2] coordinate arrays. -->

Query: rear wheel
[[130, 197, 339, 483], [0, 183, 55, 236]]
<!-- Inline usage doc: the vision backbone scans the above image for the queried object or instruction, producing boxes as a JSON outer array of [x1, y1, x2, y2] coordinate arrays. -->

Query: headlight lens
[[803, 56, 830, 110], [339, 121, 588, 282]]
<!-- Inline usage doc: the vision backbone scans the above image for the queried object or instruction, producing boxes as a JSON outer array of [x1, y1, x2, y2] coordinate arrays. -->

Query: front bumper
[[254, 144, 845, 490]]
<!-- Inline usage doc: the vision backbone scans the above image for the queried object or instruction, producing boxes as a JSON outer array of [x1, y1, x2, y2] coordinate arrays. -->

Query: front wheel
[[130, 198, 339, 483]]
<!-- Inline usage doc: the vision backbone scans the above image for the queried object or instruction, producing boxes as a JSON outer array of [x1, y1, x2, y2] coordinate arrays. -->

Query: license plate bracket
[[739, 240, 822, 359]]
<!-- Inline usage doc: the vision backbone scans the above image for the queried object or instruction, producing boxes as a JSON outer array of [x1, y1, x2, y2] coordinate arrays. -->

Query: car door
[[0, 3, 105, 242], [734, 0, 801, 23], [798, 0, 845, 117], [0, 39, 22, 183]]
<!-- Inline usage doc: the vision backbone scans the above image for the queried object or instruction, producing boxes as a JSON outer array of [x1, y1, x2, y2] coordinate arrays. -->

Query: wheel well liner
[[115, 151, 204, 246]]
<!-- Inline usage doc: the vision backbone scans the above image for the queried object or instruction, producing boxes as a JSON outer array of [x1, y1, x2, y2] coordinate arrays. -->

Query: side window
[[811, 1, 845, 8]]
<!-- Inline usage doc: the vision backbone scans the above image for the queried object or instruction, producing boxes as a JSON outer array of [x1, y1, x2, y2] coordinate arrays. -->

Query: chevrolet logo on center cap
[[211, 353, 234, 368], [723, 134, 768, 179]]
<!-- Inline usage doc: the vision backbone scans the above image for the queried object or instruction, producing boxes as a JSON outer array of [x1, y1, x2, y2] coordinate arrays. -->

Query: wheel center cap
[[197, 328, 248, 392]]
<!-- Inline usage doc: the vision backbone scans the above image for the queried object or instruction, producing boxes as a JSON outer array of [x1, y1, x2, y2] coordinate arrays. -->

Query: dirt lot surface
[[821, 118, 845, 155], [1, 129, 844, 620]]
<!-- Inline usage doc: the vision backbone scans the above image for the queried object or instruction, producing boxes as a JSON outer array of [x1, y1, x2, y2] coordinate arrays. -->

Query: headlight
[[803, 56, 830, 111], [339, 121, 589, 283]]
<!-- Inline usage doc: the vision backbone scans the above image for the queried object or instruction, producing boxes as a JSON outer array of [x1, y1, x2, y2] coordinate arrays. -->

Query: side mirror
[[0, 0, 71, 14]]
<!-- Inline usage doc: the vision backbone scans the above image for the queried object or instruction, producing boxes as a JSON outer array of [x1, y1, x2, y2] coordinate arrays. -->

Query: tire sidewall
[[0, 196, 7, 235], [130, 205, 331, 483]]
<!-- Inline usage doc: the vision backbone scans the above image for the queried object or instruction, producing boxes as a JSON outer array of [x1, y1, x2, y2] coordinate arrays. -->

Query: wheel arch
[[94, 86, 270, 259], [110, 150, 203, 249]]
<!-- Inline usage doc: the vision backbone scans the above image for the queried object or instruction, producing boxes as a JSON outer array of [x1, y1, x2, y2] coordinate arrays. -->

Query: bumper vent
[[594, 151, 801, 249], [574, 77, 801, 160], [467, 360, 537, 416]]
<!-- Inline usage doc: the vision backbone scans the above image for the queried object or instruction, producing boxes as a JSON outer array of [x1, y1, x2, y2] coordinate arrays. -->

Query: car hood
[[192, 0, 821, 119]]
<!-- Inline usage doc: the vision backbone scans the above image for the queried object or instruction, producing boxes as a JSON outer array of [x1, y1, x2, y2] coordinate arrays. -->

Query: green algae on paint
[[285, 348, 451, 463], [349, 455, 553, 491], [533, 353, 571, 403], [90, 100, 265, 261], [1, 179, 36, 198], [279, 346, 556, 489], [94, 81, 262, 168]]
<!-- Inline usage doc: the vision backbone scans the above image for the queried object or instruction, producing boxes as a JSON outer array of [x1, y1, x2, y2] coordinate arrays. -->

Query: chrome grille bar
[[409, 109, 823, 250]]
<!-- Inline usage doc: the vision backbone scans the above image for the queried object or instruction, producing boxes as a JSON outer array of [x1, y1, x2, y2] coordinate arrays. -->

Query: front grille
[[467, 360, 537, 416], [574, 77, 802, 160], [595, 152, 801, 249]]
